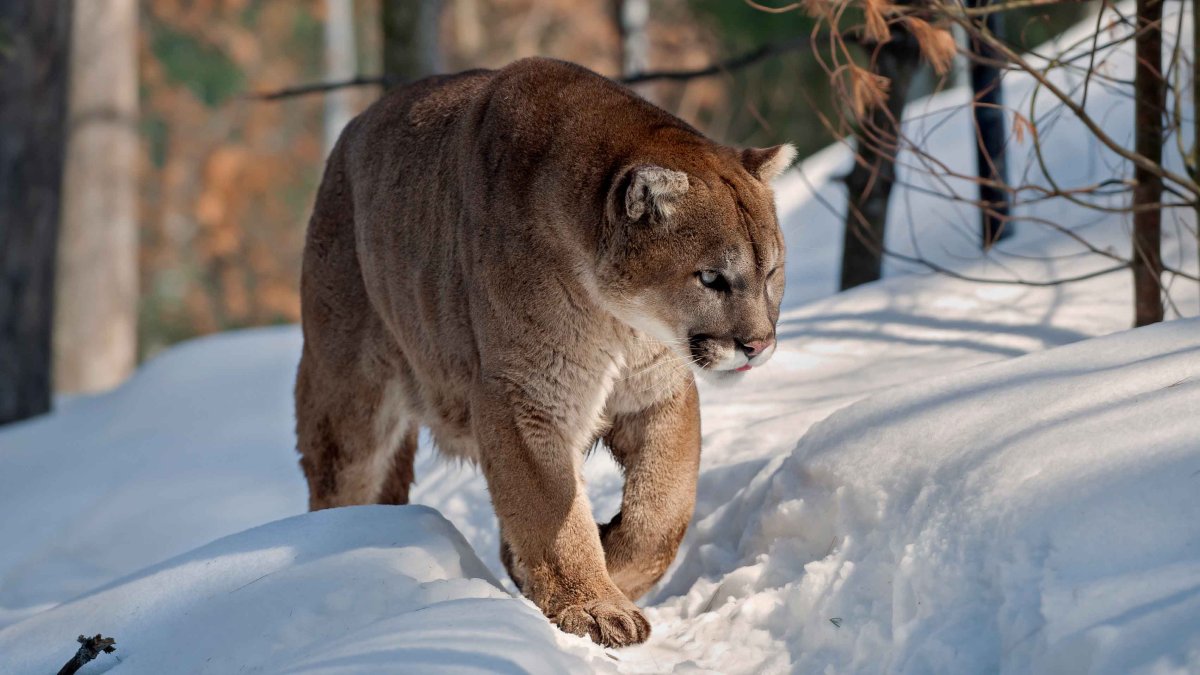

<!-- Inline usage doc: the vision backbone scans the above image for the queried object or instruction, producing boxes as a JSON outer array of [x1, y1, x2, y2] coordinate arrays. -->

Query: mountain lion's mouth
[[687, 334, 748, 372]]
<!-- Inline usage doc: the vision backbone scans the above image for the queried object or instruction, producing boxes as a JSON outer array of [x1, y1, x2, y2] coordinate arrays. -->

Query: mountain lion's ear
[[741, 143, 797, 182], [623, 165, 690, 222]]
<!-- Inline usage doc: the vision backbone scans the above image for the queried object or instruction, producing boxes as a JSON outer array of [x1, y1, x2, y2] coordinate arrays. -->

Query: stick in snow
[[56, 634, 116, 675]]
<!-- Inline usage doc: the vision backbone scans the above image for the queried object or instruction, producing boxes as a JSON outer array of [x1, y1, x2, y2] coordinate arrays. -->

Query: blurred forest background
[[139, 0, 837, 358], [133, 0, 1086, 357], [9, 0, 1155, 427]]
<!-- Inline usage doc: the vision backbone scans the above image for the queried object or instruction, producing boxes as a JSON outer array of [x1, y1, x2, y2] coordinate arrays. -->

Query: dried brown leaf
[[848, 62, 891, 118], [800, 0, 834, 21], [905, 17, 957, 75], [1012, 110, 1037, 144], [863, 0, 893, 43]]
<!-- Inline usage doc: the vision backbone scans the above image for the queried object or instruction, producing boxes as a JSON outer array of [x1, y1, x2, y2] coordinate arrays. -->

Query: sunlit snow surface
[[1, 3, 1197, 673], [0, 505, 596, 673]]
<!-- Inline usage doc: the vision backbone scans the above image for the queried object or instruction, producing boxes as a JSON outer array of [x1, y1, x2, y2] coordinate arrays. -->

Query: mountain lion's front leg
[[473, 382, 651, 647], [602, 377, 701, 600]]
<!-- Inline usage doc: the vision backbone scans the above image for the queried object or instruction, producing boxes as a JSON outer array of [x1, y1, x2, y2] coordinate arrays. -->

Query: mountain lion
[[296, 57, 791, 647]]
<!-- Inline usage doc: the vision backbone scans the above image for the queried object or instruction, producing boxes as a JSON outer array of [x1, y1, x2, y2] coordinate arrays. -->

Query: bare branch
[[623, 36, 814, 84], [742, 0, 803, 15], [248, 74, 395, 101], [249, 35, 818, 101], [800, 162, 1138, 288], [941, 3, 1200, 196], [57, 634, 117, 675]]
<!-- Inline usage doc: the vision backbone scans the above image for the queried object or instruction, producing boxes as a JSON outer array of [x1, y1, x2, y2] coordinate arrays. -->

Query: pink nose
[[740, 338, 774, 358]]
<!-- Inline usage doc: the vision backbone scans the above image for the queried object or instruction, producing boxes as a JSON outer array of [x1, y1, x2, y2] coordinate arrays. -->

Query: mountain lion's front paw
[[553, 596, 651, 647]]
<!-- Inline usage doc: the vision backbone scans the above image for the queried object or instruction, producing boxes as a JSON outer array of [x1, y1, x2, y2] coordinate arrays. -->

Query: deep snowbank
[[0, 505, 597, 674], [646, 318, 1200, 674]]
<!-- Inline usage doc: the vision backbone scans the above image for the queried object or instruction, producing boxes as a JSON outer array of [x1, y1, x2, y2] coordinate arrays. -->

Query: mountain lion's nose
[[738, 338, 773, 358]]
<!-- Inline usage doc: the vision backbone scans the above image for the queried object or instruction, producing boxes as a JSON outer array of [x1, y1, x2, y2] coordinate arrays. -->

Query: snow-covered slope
[[0, 328, 307, 628], [0, 506, 597, 674], [1, 3, 1197, 673], [644, 317, 1200, 674], [2, 315, 1195, 674]]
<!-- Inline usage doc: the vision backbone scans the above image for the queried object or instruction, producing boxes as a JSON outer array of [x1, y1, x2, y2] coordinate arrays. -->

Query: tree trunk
[[381, 0, 443, 83], [615, 0, 650, 76], [1132, 0, 1164, 326], [54, 0, 138, 394], [324, 0, 358, 156], [967, 0, 1013, 247], [0, 0, 72, 425], [615, 0, 655, 103], [840, 31, 922, 291], [1192, 0, 1199, 305]]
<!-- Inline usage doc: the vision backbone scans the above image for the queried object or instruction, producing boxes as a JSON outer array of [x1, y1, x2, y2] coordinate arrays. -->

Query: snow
[[0, 506, 597, 674], [646, 318, 1200, 674], [1, 3, 1198, 673], [0, 327, 308, 628]]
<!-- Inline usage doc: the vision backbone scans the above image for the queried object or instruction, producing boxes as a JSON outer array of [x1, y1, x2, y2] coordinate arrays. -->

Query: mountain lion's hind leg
[[601, 378, 701, 600], [377, 426, 418, 505], [296, 355, 406, 510]]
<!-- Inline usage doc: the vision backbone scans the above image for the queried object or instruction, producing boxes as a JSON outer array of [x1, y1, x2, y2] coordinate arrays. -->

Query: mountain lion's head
[[597, 142, 794, 381]]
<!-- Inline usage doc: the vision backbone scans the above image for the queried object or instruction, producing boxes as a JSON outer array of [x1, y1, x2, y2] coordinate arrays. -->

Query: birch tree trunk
[[617, 0, 650, 75], [615, 0, 655, 103], [0, 0, 72, 424], [323, 0, 358, 157], [54, 0, 139, 393]]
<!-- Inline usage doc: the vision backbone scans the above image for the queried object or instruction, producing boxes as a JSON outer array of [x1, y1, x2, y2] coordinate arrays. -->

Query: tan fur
[[295, 57, 789, 647]]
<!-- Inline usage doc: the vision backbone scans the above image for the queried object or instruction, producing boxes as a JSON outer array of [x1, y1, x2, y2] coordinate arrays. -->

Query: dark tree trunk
[[1192, 0, 1199, 302], [840, 31, 922, 291], [381, 0, 443, 83], [967, 0, 1013, 247], [0, 0, 73, 425], [1132, 0, 1164, 326]]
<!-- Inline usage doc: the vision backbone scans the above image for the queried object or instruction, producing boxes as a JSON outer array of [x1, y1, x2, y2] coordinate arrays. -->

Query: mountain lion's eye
[[698, 270, 729, 292]]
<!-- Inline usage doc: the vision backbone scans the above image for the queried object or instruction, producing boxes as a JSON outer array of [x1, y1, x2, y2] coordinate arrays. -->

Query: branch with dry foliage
[[770, 0, 1197, 325]]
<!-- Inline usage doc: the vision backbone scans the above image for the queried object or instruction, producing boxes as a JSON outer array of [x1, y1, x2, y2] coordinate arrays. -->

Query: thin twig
[[57, 634, 116, 675], [942, 3, 1200, 195], [251, 74, 398, 101], [249, 36, 816, 101], [801, 161, 1135, 288], [622, 36, 812, 84]]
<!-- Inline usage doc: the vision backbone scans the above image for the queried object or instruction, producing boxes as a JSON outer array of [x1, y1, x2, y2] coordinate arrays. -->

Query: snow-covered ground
[[0, 506, 597, 673], [2, 4, 1197, 673]]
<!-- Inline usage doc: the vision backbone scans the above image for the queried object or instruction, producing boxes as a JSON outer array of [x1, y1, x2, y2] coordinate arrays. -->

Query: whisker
[[629, 337, 688, 349], [627, 331, 689, 345], [617, 353, 682, 382], [631, 355, 704, 398]]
